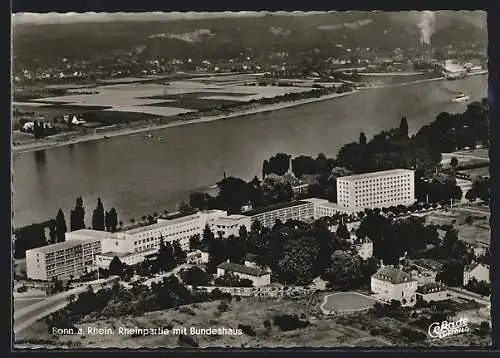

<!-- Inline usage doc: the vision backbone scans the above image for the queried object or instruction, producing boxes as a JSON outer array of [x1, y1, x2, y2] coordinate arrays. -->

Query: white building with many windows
[[302, 198, 353, 218], [244, 201, 314, 228], [25, 238, 102, 281], [371, 265, 418, 306], [337, 169, 415, 210]]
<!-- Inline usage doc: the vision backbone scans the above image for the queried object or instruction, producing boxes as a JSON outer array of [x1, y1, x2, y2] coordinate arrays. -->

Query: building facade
[[303, 198, 352, 219], [463, 263, 490, 286], [212, 215, 252, 238], [25, 238, 102, 281], [354, 238, 373, 260], [337, 169, 415, 210], [245, 201, 314, 228], [216, 261, 271, 287], [186, 250, 209, 265], [371, 266, 418, 306], [95, 249, 158, 269]]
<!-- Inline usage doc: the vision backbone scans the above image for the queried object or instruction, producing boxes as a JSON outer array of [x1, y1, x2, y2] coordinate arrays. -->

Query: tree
[[70, 197, 85, 231], [324, 250, 362, 289], [267, 153, 291, 176], [48, 220, 57, 244], [179, 267, 209, 287], [277, 237, 321, 285], [189, 234, 201, 251], [399, 117, 409, 137], [173, 240, 187, 265], [109, 256, 124, 276], [359, 132, 367, 145], [450, 156, 459, 169], [92, 198, 105, 231], [336, 222, 350, 241], [55, 209, 67, 243], [238, 225, 248, 239], [202, 224, 215, 242], [178, 201, 193, 215], [108, 207, 118, 232], [158, 238, 176, 272], [189, 192, 213, 210]]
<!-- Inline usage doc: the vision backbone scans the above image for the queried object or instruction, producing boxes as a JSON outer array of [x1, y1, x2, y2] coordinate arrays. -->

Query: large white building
[[212, 215, 252, 238], [337, 169, 415, 210], [371, 266, 418, 307], [303, 198, 353, 219], [25, 238, 102, 281], [245, 201, 314, 228]]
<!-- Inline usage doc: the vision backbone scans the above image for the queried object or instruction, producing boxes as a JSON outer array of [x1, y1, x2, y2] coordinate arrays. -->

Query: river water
[[12, 75, 487, 228]]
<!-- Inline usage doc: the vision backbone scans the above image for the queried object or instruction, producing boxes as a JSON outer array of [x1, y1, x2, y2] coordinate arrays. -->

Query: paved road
[[447, 286, 491, 306], [14, 276, 119, 334], [14, 297, 46, 311]]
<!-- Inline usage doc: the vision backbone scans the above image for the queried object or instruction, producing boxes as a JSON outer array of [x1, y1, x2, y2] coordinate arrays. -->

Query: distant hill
[[12, 11, 487, 66]]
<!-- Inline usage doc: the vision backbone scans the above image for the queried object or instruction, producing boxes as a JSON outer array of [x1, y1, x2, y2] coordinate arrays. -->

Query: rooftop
[[244, 200, 310, 217], [465, 262, 489, 272], [126, 214, 201, 234], [26, 238, 100, 255], [217, 261, 270, 277], [416, 282, 446, 294], [215, 215, 249, 225], [337, 169, 414, 182], [372, 266, 417, 285], [66, 229, 118, 240]]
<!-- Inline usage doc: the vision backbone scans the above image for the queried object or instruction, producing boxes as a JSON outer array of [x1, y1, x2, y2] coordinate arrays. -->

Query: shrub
[[178, 334, 199, 348], [179, 307, 196, 316], [238, 324, 257, 337], [370, 328, 381, 336], [273, 314, 310, 331]]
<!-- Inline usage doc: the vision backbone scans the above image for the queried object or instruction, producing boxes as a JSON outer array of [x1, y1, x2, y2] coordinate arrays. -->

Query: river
[[12, 75, 487, 228]]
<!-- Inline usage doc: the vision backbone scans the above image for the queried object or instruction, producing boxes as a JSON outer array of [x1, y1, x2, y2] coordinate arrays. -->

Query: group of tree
[[465, 178, 490, 204], [45, 274, 232, 331], [465, 277, 491, 297], [189, 175, 295, 214], [213, 272, 253, 287], [335, 101, 488, 176]]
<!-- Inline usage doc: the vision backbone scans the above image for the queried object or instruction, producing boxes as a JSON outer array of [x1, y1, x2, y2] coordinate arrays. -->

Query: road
[[14, 276, 119, 334], [446, 286, 491, 306]]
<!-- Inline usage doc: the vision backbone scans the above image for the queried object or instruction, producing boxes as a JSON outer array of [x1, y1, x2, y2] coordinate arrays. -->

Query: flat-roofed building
[[212, 215, 252, 238], [302, 198, 353, 219], [337, 169, 415, 210], [244, 201, 314, 228], [95, 250, 158, 269], [25, 238, 102, 281]]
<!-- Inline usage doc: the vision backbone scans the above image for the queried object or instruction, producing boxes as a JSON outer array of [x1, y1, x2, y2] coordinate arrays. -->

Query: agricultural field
[[14, 75, 316, 117]]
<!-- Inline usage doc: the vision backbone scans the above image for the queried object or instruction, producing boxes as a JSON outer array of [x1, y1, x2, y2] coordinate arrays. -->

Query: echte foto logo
[[428, 317, 470, 339]]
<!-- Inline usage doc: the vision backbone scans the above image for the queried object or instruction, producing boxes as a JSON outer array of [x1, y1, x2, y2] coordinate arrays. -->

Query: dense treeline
[[14, 197, 120, 259]]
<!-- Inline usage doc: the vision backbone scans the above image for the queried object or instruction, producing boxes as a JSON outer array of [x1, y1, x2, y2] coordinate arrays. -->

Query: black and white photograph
[[11, 10, 492, 349]]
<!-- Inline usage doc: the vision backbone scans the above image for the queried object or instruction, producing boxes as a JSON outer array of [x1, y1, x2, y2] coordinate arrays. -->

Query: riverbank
[[12, 90, 357, 154], [12, 71, 487, 155]]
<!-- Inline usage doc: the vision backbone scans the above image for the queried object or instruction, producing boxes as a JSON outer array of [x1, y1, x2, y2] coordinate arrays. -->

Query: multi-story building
[[463, 263, 490, 286], [95, 250, 157, 269], [337, 169, 415, 210], [303, 198, 352, 219], [25, 238, 102, 281], [244, 201, 314, 228], [186, 250, 209, 265], [216, 261, 271, 287], [66, 210, 227, 256], [212, 215, 252, 238], [371, 265, 418, 306]]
